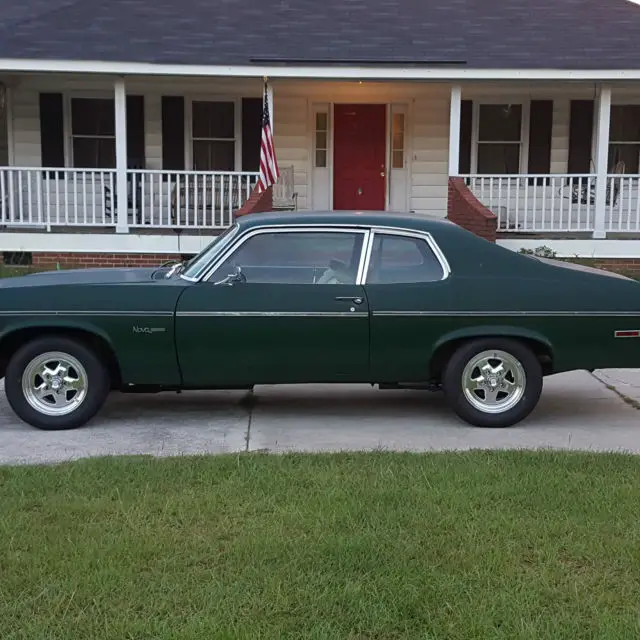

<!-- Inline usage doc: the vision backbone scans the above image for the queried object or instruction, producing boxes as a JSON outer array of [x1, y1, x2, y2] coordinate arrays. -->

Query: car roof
[[236, 210, 456, 234]]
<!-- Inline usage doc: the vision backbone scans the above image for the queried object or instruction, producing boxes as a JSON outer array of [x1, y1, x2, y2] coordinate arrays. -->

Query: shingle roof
[[0, 0, 639, 70]]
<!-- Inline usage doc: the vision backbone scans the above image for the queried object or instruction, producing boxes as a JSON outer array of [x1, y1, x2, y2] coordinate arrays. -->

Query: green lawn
[[1, 452, 640, 639]]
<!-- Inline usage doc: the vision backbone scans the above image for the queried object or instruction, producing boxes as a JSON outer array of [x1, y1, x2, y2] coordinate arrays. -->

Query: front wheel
[[442, 338, 543, 428], [5, 337, 110, 430]]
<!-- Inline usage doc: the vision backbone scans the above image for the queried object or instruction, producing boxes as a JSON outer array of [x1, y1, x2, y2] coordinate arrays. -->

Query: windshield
[[181, 223, 241, 280]]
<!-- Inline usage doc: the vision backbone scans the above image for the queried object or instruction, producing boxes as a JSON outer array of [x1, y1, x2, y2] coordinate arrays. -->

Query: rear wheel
[[442, 338, 543, 428], [5, 337, 110, 430]]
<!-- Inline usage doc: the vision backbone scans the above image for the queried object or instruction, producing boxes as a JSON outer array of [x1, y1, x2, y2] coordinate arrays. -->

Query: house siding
[[411, 89, 450, 215], [273, 95, 308, 211]]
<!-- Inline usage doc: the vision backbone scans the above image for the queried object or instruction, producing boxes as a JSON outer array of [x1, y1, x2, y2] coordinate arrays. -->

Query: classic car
[[0, 210, 638, 431]]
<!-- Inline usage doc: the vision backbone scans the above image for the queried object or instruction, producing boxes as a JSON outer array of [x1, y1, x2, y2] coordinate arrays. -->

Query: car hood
[[0, 266, 169, 288]]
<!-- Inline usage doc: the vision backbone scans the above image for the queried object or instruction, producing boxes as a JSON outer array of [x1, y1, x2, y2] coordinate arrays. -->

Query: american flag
[[258, 84, 279, 193]]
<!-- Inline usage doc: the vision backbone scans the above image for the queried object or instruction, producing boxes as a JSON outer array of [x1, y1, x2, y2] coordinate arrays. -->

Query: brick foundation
[[447, 177, 498, 242], [574, 258, 640, 276], [29, 253, 179, 269]]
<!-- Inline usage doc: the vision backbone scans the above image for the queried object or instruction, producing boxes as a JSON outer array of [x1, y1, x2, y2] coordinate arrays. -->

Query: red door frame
[[331, 103, 388, 211]]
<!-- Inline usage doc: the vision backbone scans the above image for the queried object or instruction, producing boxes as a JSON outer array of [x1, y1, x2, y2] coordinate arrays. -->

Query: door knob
[[357, 187, 363, 195], [335, 296, 363, 304], [380, 171, 385, 177]]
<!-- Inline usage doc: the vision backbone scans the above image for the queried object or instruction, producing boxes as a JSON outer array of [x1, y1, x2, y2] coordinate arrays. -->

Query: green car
[[1, 211, 638, 431]]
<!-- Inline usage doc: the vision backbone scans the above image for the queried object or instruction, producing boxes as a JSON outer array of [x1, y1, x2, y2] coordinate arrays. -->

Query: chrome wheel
[[462, 350, 526, 414], [22, 351, 88, 417]]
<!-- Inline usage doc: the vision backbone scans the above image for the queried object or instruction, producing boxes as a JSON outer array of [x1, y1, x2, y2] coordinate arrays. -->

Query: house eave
[[2, 58, 640, 81]]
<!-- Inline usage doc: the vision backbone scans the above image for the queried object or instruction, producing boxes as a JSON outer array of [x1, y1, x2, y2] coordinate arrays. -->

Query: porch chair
[[566, 160, 625, 207], [272, 165, 298, 211], [104, 159, 145, 224], [170, 174, 244, 227]]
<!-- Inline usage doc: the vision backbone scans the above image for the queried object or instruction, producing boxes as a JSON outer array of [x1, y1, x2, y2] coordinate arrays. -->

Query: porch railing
[[462, 174, 597, 233], [604, 174, 640, 233], [0, 167, 259, 231], [0, 167, 117, 229]]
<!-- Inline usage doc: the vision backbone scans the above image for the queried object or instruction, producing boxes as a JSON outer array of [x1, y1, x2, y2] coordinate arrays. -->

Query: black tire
[[442, 338, 543, 428], [5, 336, 110, 430]]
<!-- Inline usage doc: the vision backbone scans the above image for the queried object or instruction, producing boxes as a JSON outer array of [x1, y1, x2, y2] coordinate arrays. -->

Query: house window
[[70, 98, 116, 168], [391, 113, 405, 169], [608, 105, 640, 173], [314, 112, 328, 168], [192, 101, 236, 171], [476, 104, 522, 174]]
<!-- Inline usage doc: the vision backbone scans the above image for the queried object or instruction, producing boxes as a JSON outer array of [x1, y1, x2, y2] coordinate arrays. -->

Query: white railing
[[0, 167, 117, 229], [126, 170, 259, 229], [604, 174, 640, 233], [0, 167, 259, 231], [462, 174, 597, 233]]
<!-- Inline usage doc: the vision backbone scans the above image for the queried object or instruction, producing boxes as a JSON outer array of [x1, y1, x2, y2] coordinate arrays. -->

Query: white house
[[2, 0, 640, 268]]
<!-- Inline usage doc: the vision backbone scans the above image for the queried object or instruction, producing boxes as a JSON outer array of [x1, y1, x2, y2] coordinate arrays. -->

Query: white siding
[[273, 94, 308, 210], [12, 88, 41, 167], [410, 88, 450, 215]]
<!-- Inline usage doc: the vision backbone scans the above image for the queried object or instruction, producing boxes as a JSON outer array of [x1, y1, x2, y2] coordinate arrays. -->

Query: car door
[[363, 228, 452, 383], [175, 226, 371, 387]]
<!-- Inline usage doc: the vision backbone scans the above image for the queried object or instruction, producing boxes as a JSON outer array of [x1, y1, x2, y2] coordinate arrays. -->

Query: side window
[[211, 230, 365, 285], [366, 234, 444, 284]]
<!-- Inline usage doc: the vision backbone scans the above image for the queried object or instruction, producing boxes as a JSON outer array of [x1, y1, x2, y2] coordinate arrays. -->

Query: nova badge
[[133, 326, 166, 334]]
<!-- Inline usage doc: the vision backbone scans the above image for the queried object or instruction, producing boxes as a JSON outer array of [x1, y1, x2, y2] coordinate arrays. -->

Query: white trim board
[[498, 238, 640, 258], [3, 233, 640, 259], [0, 233, 219, 254], [6, 59, 640, 81]]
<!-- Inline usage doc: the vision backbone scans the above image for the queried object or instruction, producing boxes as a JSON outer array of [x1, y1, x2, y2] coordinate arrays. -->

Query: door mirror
[[214, 265, 247, 286]]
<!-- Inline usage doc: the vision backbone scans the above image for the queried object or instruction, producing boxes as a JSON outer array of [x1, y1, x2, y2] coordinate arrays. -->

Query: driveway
[[0, 370, 639, 465]]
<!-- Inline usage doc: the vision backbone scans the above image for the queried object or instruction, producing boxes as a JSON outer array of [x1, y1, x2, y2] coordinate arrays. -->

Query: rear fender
[[430, 325, 554, 377], [433, 325, 553, 353]]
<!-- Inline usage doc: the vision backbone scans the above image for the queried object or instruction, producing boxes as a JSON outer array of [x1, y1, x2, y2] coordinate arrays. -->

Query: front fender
[[0, 317, 116, 348]]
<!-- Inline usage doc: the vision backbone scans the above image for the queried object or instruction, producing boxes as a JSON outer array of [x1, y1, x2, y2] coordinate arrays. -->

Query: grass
[[1, 451, 640, 639]]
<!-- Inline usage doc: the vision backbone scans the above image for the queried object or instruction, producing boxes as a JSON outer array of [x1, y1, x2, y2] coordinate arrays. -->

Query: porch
[[0, 74, 640, 248]]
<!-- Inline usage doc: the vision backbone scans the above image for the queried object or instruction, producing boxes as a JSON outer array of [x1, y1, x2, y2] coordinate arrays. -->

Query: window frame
[[186, 96, 243, 171], [66, 94, 117, 169], [361, 227, 450, 284], [608, 104, 640, 173], [202, 225, 372, 284], [471, 101, 530, 175], [197, 224, 450, 285], [313, 109, 330, 169]]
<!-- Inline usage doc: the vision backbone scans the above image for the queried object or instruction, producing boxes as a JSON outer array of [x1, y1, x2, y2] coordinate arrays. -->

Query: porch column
[[448, 85, 462, 176], [114, 77, 129, 233], [593, 85, 612, 239]]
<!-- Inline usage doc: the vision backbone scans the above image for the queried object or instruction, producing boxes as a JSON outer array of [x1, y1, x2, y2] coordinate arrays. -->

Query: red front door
[[333, 104, 387, 210]]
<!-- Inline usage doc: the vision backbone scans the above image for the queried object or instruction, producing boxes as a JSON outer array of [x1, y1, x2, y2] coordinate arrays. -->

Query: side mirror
[[215, 265, 246, 286]]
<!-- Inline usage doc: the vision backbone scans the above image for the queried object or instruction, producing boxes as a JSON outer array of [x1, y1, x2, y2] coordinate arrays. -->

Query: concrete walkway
[[1, 370, 639, 465]]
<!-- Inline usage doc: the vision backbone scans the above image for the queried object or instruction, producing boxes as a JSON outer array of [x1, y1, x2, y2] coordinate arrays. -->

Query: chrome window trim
[[181, 222, 241, 281], [361, 227, 451, 285], [192, 221, 451, 284], [200, 225, 372, 285]]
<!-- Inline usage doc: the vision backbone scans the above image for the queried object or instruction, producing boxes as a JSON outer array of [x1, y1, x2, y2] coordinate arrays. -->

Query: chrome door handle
[[335, 296, 363, 305]]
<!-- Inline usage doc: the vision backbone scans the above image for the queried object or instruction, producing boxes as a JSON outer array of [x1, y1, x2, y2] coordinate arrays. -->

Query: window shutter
[[527, 100, 554, 185], [161, 96, 185, 171], [458, 100, 473, 175], [568, 100, 594, 174], [126, 95, 145, 168], [241, 97, 262, 172], [39, 93, 65, 176]]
